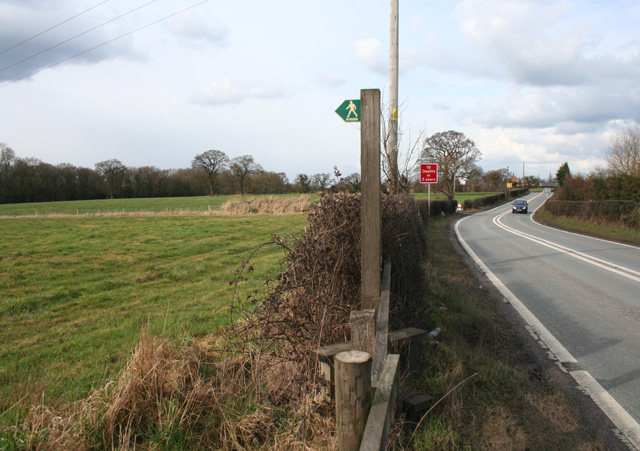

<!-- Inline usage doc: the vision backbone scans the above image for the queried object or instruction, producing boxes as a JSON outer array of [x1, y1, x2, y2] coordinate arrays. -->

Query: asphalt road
[[455, 192, 640, 450]]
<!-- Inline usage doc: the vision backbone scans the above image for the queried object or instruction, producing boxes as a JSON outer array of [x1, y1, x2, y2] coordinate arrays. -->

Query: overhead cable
[[0, 0, 111, 56], [1, 0, 159, 73], [0, 0, 210, 88]]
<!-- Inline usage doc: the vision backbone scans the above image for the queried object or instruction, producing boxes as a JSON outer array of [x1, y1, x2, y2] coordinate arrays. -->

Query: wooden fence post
[[335, 350, 373, 451], [360, 88, 381, 311]]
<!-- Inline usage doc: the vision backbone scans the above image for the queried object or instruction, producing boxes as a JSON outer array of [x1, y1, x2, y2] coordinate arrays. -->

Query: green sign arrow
[[335, 99, 361, 122]]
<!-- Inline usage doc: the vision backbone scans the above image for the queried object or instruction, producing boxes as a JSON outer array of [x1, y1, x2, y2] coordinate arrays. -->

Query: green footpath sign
[[335, 99, 361, 122]]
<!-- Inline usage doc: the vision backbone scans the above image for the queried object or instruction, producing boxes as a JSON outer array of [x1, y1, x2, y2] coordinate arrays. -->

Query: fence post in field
[[360, 88, 382, 311], [335, 350, 373, 451], [350, 309, 376, 356]]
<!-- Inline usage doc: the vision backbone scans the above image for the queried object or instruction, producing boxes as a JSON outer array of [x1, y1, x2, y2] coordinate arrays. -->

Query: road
[[455, 192, 640, 450]]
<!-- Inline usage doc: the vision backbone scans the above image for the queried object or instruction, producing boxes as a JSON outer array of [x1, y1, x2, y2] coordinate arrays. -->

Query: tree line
[[4, 125, 635, 205], [552, 126, 640, 202], [0, 145, 361, 205]]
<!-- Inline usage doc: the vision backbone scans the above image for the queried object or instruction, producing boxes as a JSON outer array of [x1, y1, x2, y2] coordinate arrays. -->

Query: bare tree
[[607, 126, 640, 176], [482, 168, 509, 191], [421, 130, 482, 201], [230, 155, 262, 196], [95, 159, 127, 199], [310, 173, 332, 192], [191, 150, 229, 196], [380, 101, 424, 193]]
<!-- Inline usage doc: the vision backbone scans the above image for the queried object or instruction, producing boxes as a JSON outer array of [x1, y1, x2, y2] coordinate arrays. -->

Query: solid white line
[[572, 370, 640, 450], [531, 198, 640, 250], [494, 211, 640, 282], [455, 215, 640, 450]]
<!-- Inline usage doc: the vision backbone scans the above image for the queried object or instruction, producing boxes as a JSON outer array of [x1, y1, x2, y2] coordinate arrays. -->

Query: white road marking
[[455, 215, 640, 450], [494, 209, 640, 283]]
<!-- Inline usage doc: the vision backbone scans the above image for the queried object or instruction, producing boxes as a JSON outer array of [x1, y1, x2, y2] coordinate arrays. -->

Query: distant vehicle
[[512, 199, 528, 214]]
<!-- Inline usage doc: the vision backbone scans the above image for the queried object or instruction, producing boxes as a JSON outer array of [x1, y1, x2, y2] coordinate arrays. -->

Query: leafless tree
[[230, 155, 262, 196], [607, 126, 640, 176], [380, 101, 424, 193], [95, 159, 127, 199], [191, 150, 229, 196], [421, 130, 482, 201], [310, 173, 332, 192]]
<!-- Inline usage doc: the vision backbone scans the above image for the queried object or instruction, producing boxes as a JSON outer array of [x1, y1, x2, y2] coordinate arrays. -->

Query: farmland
[[0, 211, 307, 410], [0, 194, 315, 217]]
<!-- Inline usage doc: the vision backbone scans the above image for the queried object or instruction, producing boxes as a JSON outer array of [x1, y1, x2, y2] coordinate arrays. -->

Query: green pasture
[[0, 213, 307, 412], [0, 193, 316, 216]]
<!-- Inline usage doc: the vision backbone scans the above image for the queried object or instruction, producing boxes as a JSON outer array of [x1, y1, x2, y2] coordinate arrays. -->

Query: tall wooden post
[[335, 350, 373, 451], [360, 89, 382, 311], [388, 0, 399, 191]]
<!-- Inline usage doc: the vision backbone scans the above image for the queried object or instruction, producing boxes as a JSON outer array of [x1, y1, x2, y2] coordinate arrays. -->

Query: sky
[[1, 0, 639, 182]]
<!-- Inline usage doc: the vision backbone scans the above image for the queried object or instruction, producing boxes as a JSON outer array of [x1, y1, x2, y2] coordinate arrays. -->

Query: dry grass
[[6, 330, 336, 450], [219, 196, 314, 215], [0, 196, 315, 219]]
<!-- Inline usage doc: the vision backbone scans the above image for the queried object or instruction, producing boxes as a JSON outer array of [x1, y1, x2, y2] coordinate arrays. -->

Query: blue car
[[512, 199, 528, 214]]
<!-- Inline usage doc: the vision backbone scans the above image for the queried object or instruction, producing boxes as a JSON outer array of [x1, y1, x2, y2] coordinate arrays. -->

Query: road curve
[[455, 192, 640, 450]]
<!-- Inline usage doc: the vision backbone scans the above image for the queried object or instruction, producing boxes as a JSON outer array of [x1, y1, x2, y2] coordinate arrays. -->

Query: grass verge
[[403, 215, 606, 450], [534, 208, 640, 246]]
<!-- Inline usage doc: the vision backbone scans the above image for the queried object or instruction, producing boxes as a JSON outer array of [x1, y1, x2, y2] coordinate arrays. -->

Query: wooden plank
[[389, 327, 428, 344], [360, 88, 381, 311], [312, 341, 353, 363], [372, 260, 391, 384], [359, 354, 400, 451], [390, 327, 428, 375], [336, 351, 373, 451], [351, 309, 376, 356]]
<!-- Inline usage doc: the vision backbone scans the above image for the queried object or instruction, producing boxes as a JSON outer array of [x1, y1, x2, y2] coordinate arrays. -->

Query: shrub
[[462, 192, 507, 210], [235, 193, 428, 402], [544, 199, 640, 230]]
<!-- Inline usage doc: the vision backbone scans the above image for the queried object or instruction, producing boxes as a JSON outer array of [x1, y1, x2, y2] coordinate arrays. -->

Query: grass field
[[0, 194, 316, 216], [0, 212, 307, 415]]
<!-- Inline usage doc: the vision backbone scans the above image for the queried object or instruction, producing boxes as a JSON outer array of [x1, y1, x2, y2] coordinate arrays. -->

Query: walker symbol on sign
[[335, 99, 361, 122], [346, 101, 358, 119]]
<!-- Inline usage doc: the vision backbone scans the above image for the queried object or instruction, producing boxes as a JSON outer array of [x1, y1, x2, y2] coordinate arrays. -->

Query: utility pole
[[388, 0, 399, 192]]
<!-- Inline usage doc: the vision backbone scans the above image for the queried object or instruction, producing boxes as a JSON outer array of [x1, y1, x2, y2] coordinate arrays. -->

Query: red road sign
[[420, 164, 438, 183]]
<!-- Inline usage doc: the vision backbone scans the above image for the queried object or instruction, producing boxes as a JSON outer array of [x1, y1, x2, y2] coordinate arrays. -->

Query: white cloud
[[165, 13, 228, 48], [316, 71, 345, 88], [354, 37, 386, 75], [190, 76, 287, 106]]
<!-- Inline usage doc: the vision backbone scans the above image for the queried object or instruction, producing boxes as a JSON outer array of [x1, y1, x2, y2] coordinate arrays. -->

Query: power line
[[0, 0, 210, 88], [1, 0, 159, 73], [0, 0, 111, 56]]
